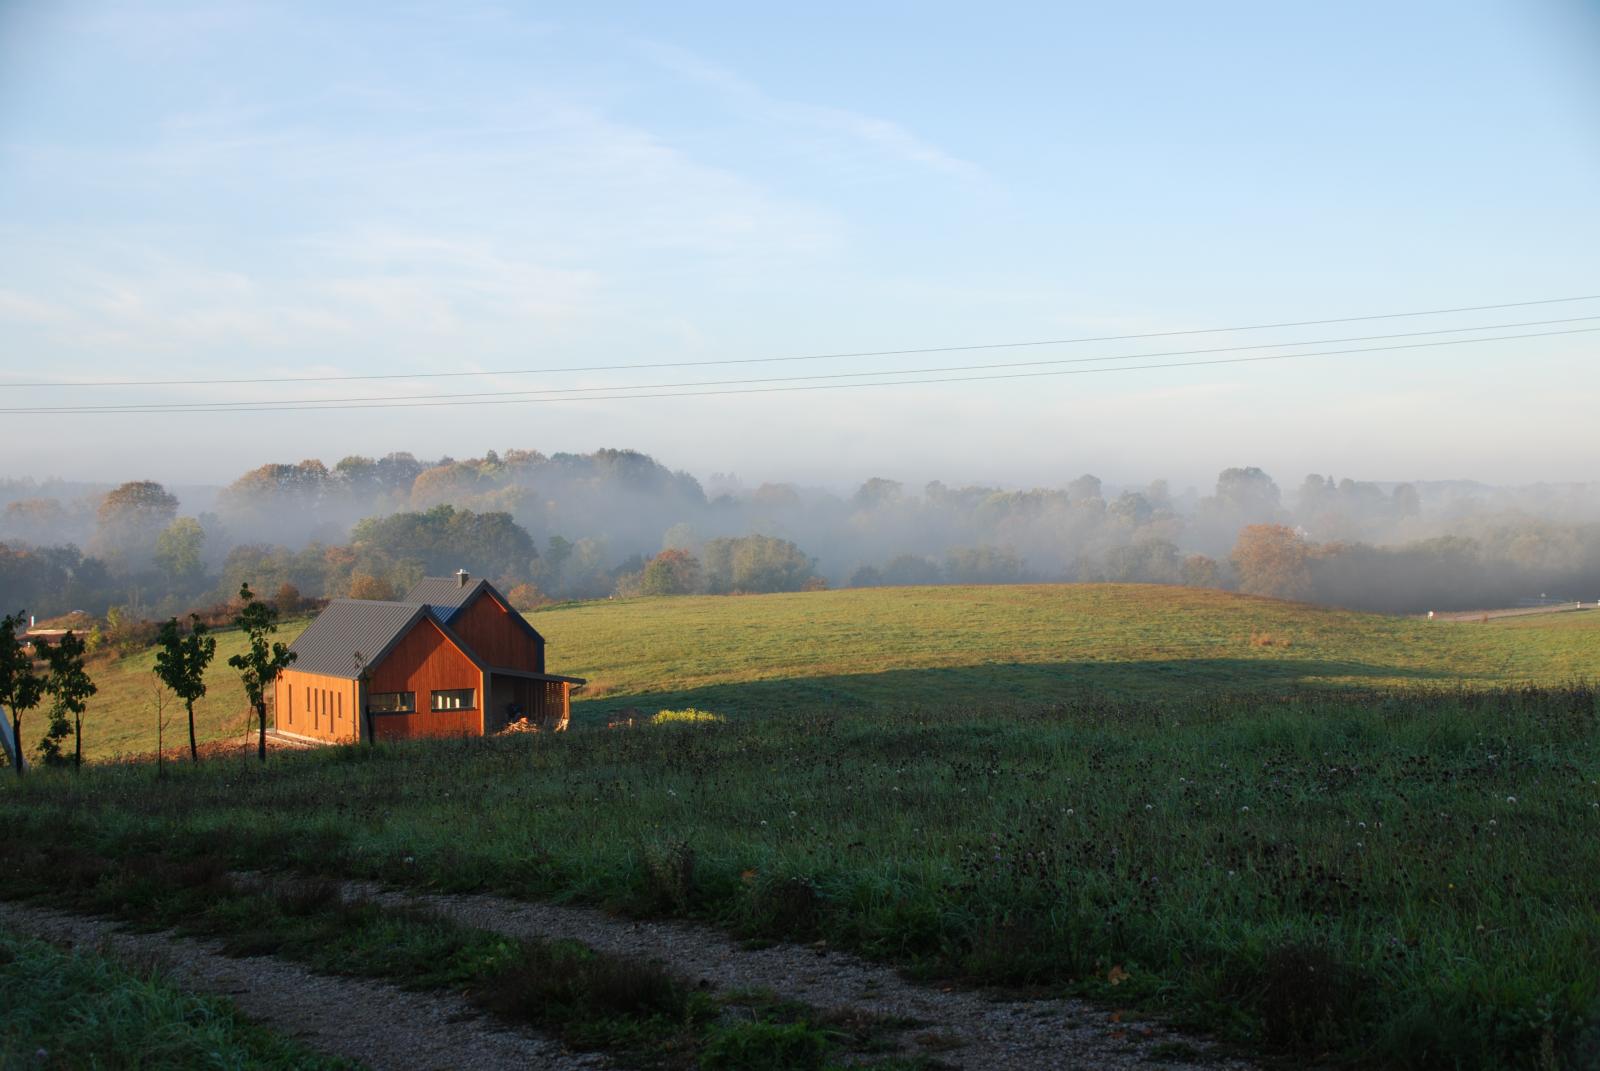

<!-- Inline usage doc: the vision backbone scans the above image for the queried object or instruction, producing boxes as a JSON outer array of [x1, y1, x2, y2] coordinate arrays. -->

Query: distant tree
[[154, 614, 216, 763], [505, 582, 549, 611], [538, 535, 575, 592], [154, 517, 206, 586], [228, 584, 296, 763], [273, 582, 303, 613], [1, 498, 67, 544], [94, 481, 179, 571], [1067, 474, 1103, 502], [640, 549, 703, 596], [1100, 541, 1180, 583], [660, 522, 697, 552], [97, 480, 179, 534], [0, 610, 45, 776], [944, 545, 1024, 584], [1181, 553, 1223, 588], [347, 573, 395, 601], [36, 630, 95, 769], [703, 535, 815, 594], [848, 564, 884, 588], [350, 505, 535, 583], [1231, 524, 1312, 601], [851, 477, 903, 511], [1214, 467, 1282, 520], [1108, 491, 1153, 527], [880, 554, 941, 586]]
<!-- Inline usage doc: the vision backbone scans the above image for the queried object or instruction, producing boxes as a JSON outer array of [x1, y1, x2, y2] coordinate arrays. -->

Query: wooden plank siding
[[275, 670, 360, 744], [450, 591, 544, 672], [365, 616, 485, 741]]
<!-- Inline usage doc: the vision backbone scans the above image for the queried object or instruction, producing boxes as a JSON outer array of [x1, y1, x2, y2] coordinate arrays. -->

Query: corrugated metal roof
[[401, 576, 487, 620], [286, 599, 428, 679]]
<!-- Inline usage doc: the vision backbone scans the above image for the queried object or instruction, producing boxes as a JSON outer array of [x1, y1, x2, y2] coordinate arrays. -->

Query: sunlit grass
[[66, 586, 1600, 759]]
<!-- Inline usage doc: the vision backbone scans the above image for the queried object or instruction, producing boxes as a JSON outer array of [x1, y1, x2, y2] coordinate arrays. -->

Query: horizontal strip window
[[431, 689, 476, 711], [368, 691, 415, 714]]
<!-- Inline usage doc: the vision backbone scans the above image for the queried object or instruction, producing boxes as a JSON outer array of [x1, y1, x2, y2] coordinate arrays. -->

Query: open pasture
[[54, 584, 1600, 760], [4, 682, 1597, 1068]]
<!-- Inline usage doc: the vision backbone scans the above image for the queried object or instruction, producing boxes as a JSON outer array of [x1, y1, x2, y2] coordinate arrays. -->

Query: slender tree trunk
[[187, 699, 198, 762], [257, 701, 267, 762], [9, 715, 20, 777], [74, 715, 81, 770]]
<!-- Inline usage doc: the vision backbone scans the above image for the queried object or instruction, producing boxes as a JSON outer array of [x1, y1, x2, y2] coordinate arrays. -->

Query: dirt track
[[0, 900, 606, 1071], [5, 877, 1257, 1070]]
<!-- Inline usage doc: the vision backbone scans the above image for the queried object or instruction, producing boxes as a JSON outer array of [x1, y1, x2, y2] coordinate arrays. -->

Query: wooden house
[[274, 571, 584, 744]]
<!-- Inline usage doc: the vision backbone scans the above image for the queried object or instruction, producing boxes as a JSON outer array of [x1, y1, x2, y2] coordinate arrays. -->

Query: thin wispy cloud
[[637, 40, 982, 181]]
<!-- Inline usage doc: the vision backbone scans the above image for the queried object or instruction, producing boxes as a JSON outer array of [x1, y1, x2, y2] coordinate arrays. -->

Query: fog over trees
[[4, 448, 1600, 622]]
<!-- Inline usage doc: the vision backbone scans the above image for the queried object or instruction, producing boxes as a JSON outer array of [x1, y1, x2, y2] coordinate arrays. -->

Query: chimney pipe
[[456, 569, 470, 588]]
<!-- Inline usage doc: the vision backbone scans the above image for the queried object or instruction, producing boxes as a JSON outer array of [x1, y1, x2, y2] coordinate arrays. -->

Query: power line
[[11, 315, 1598, 413], [3, 292, 1598, 390], [4, 325, 1591, 415]]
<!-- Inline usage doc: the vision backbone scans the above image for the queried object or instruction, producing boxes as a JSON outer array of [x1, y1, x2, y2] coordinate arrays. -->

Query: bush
[[651, 709, 723, 725]]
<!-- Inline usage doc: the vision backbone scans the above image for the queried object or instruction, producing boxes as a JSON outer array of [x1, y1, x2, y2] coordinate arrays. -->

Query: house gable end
[[448, 585, 545, 673]]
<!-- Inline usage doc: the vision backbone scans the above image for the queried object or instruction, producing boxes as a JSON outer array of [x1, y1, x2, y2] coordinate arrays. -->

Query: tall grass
[[0, 927, 354, 1069], [4, 684, 1598, 1067]]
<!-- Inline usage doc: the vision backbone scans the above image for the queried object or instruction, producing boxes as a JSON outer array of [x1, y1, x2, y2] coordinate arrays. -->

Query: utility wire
[[5, 325, 1592, 416], [12, 314, 1599, 413], [3, 292, 1598, 389]]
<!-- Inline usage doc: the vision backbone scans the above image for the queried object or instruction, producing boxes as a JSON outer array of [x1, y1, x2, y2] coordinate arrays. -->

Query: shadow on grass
[[575, 656, 1453, 721]]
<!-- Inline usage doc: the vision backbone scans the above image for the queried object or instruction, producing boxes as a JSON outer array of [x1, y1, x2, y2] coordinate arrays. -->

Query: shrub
[[651, 708, 723, 725]]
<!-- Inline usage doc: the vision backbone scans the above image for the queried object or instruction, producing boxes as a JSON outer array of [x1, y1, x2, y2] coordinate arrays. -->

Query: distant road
[[1427, 603, 1597, 622]]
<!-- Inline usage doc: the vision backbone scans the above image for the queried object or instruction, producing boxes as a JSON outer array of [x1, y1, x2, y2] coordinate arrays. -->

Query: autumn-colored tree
[[36, 631, 96, 769], [1231, 524, 1312, 601], [1181, 553, 1223, 589], [228, 584, 296, 763], [1, 611, 45, 775], [97, 480, 179, 533], [639, 549, 703, 596], [505, 582, 549, 611], [154, 614, 216, 763], [348, 573, 396, 600], [273, 582, 303, 613], [93, 480, 179, 570]]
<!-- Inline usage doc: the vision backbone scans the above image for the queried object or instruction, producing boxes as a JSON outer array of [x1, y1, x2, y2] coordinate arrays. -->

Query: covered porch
[[486, 667, 586, 733]]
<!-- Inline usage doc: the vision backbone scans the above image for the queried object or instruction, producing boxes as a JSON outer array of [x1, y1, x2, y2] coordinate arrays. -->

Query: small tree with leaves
[[227, 584, 296, 762], [36, 631, 96, 770], [1, 611, 45, 776], [154, 614, 216, 763]]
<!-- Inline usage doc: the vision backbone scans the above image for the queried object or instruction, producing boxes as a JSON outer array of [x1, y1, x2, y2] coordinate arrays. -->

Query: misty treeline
[[3, 448, 1600, 623]]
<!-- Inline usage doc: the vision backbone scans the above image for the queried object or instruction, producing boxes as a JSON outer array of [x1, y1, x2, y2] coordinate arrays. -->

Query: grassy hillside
[[542, 584, 1598, 715], [54, 585, 1599, 760], [52, 616, 316, 761]]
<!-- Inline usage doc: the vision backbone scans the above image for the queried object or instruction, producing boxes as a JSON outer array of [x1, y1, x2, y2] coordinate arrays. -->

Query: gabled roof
[[286, 599, 481, 680], [402, 576, 544, 643], [402, 576, 491, 619]]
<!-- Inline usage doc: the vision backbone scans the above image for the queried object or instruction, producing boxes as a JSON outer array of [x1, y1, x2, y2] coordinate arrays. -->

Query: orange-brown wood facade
[[275, 670, 360, 743], [366, 617, 485, 740], [451, 591, 544, 672]]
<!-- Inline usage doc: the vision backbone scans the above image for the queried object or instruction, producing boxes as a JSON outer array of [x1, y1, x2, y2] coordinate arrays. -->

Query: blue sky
[[1, 0, 1597, 491]]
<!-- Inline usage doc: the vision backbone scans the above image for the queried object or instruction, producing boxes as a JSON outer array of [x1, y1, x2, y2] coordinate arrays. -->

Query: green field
[[4, 585, 1599, 1067], [48, 585, 1600, 760]]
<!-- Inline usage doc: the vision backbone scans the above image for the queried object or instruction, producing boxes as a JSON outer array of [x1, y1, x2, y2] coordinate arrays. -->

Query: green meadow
[[3, 585, 1598, 1067], [51, 584, 1600, 759]]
